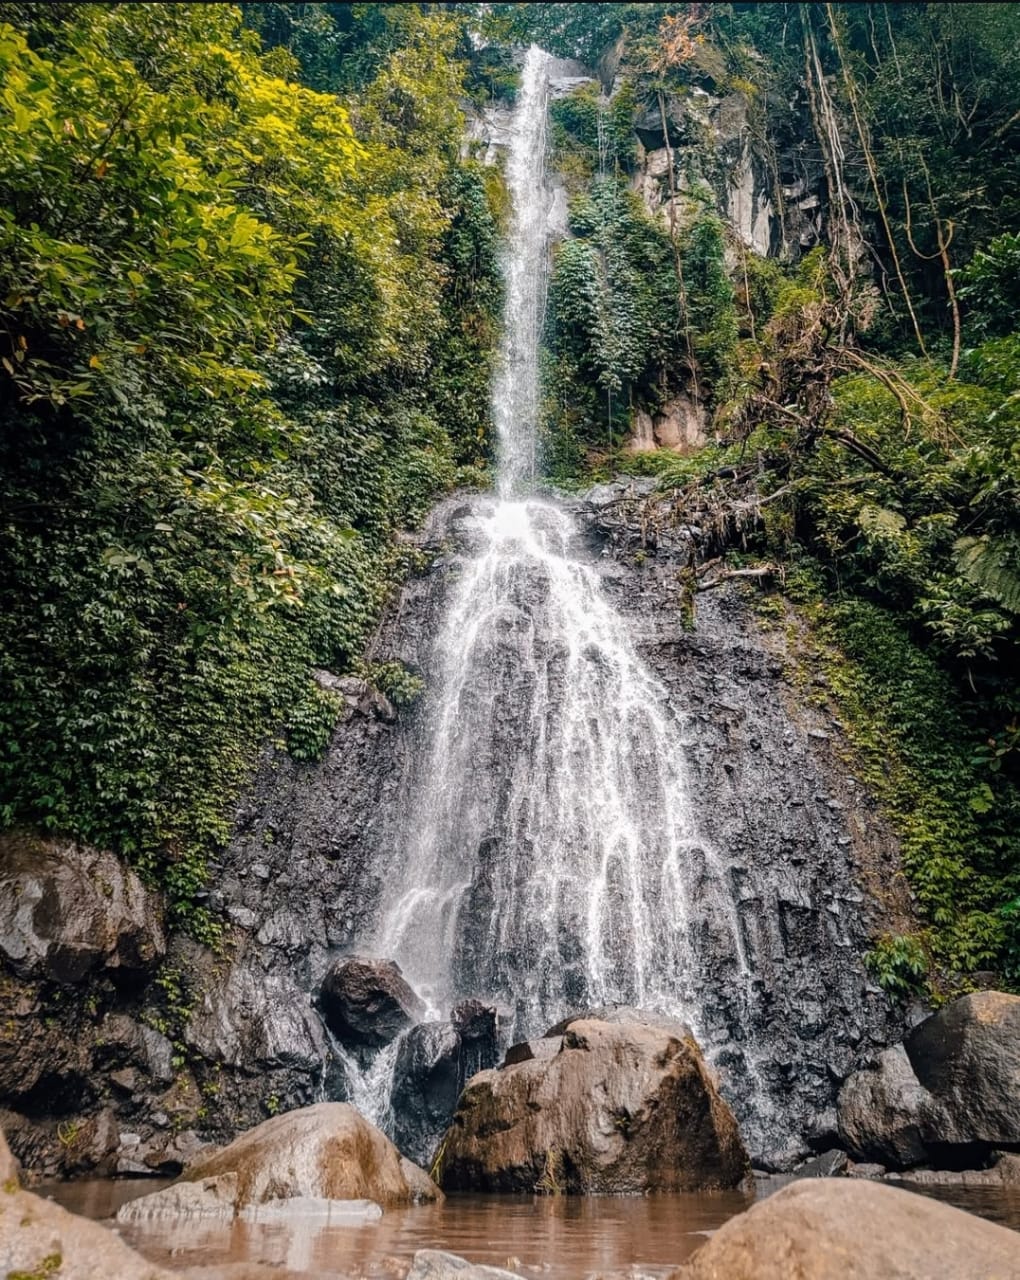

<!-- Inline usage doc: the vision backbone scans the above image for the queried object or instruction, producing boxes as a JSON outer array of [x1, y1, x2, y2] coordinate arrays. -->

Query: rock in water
[[117, 1102, 441, 1220], [438, 1018, 748, 1193], [673, 1177, 1020, 1279], [1, 1124, 171, 1280], [837, 1045, 942, 1169], [318, 956, 425, 1049], [905, 990, 1020, 1148], [406, 1251, 522, 1280], [391, 1021, 464, 1169]]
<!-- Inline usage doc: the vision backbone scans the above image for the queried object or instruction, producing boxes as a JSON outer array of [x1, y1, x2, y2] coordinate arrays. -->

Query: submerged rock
[[318, 957, 425, 1050], [117, 1102, 441, 1220], [0, 832, 165, 983], [672, 1177, 1020, 1279], [439, 1018, 748, 1193], [905, 990, 1020, 1149], [406, 1251, 521, 1280]]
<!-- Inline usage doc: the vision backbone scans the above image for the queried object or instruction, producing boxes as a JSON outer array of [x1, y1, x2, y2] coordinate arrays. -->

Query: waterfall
[[370, 47, 747, 1042]]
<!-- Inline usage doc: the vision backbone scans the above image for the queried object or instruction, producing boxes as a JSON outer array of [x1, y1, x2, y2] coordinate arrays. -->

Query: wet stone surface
[[1, 485, 909, 1176]]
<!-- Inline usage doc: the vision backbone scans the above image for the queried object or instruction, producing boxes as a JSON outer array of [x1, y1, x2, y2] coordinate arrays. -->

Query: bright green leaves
[[0, 3, 499, 935]]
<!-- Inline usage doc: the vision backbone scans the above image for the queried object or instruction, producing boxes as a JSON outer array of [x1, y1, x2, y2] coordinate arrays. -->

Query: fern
[[954, 535, 1020, 614]]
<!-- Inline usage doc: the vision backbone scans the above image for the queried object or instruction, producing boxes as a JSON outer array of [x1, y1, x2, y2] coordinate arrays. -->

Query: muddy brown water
[[41, 1179, 1020, 1278]]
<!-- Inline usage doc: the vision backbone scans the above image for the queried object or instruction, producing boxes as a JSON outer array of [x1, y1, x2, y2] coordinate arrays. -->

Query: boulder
[[118, 1102, 441, 1220], [905, 990, 1020, 1148], [391, 1022, 463, 1169], [1, 1125, 19, 1185], [452, 1000, 502, 1083], [0, 832, 165, 983], [439, 1018, 748, 1193], [673, 1177, 1020, 1279], [0, 1128, 171, 1279], [837, 1045, 941, 1169], [186, 955, 329, 1071], [898, 1152, 1020, 1187], [318, 957, 425, 1049], [792, 1148, 848, 1179], [543, 1006, 693, 1039], [406, 1251, 521, 1280]]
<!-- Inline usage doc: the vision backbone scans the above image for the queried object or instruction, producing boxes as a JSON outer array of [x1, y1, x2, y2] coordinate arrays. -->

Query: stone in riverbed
[[671, 1177, 1020, 1279], [406, 1250, 521, 1280], [904, 990, 1020, 1148], [117, 1102, 441, 1221], [318, 956, 425, 1049], [439, 1018, 748, 1193], [391, 1021, 464, 1169], [836, 1044, 941, 1169], [1, 1124, 171, 1280]]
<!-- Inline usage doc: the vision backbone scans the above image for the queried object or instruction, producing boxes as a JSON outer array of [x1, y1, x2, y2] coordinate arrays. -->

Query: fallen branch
[[697, 564, 782, 592]]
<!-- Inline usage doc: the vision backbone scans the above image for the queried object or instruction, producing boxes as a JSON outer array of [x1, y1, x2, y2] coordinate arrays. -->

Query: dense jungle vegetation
[[503, 1, 1020, 992], [0, 2, 1018, 993], [0, 2, 504, 936]]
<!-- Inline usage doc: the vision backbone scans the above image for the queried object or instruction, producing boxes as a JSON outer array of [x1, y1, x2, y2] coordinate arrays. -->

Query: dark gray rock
[[793, 1148, 848, 1178], [95, 1015, 175, 1086], [837, 1045, 941, 1169], [391, 1022, 463, 1169], [451, 999, 500, 1081], [905, 991, 1020, 1149], [0, 833, 164, 983], [187, 953, 328, 1072], [319, 957, 425, 1050]]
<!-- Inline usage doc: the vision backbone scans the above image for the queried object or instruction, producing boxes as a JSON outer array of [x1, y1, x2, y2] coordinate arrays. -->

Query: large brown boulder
[[0, 832, 165, 983], [1, 1125, 172, 1280], [905, 990, 1020, 1148], [118, 1102, 442, 1220], [318, 956, 425, 1049], [438, 1018, 748, 1193], [674, 1177, 1020, 1279]]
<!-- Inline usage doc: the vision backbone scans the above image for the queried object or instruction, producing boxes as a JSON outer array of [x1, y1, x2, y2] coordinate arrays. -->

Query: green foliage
[[0, 3, 501, 931], [866, 934, 929, 998], [543, 176, 681, 473], [287, 683, 344, 763], [958, 233, 1020, 339], [369, 661, 425, 709]]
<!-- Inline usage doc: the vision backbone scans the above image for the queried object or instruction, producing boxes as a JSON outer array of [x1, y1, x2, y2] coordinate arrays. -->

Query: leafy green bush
[[0, 3, 500, 934], [287, 684, 345, 763], [866, 934, 929, 998]]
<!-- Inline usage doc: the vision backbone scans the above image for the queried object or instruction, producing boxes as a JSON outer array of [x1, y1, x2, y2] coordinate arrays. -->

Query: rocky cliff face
[[0, 481, 910, 1177]]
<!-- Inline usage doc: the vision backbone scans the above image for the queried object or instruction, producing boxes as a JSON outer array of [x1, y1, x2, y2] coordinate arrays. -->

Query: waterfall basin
[[41, 1178, 1020, 1277]]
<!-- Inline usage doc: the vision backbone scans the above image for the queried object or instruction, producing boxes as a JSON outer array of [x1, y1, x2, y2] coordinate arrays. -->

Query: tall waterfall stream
[[349, 48, 765, 1139]]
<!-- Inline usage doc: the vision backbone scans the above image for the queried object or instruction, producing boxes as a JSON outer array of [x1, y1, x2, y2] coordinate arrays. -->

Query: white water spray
[[372, 48, 746, 1037]]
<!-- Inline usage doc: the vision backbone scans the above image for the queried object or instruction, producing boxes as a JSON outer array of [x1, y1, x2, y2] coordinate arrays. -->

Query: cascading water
[[371, 47, 748, 1043]]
